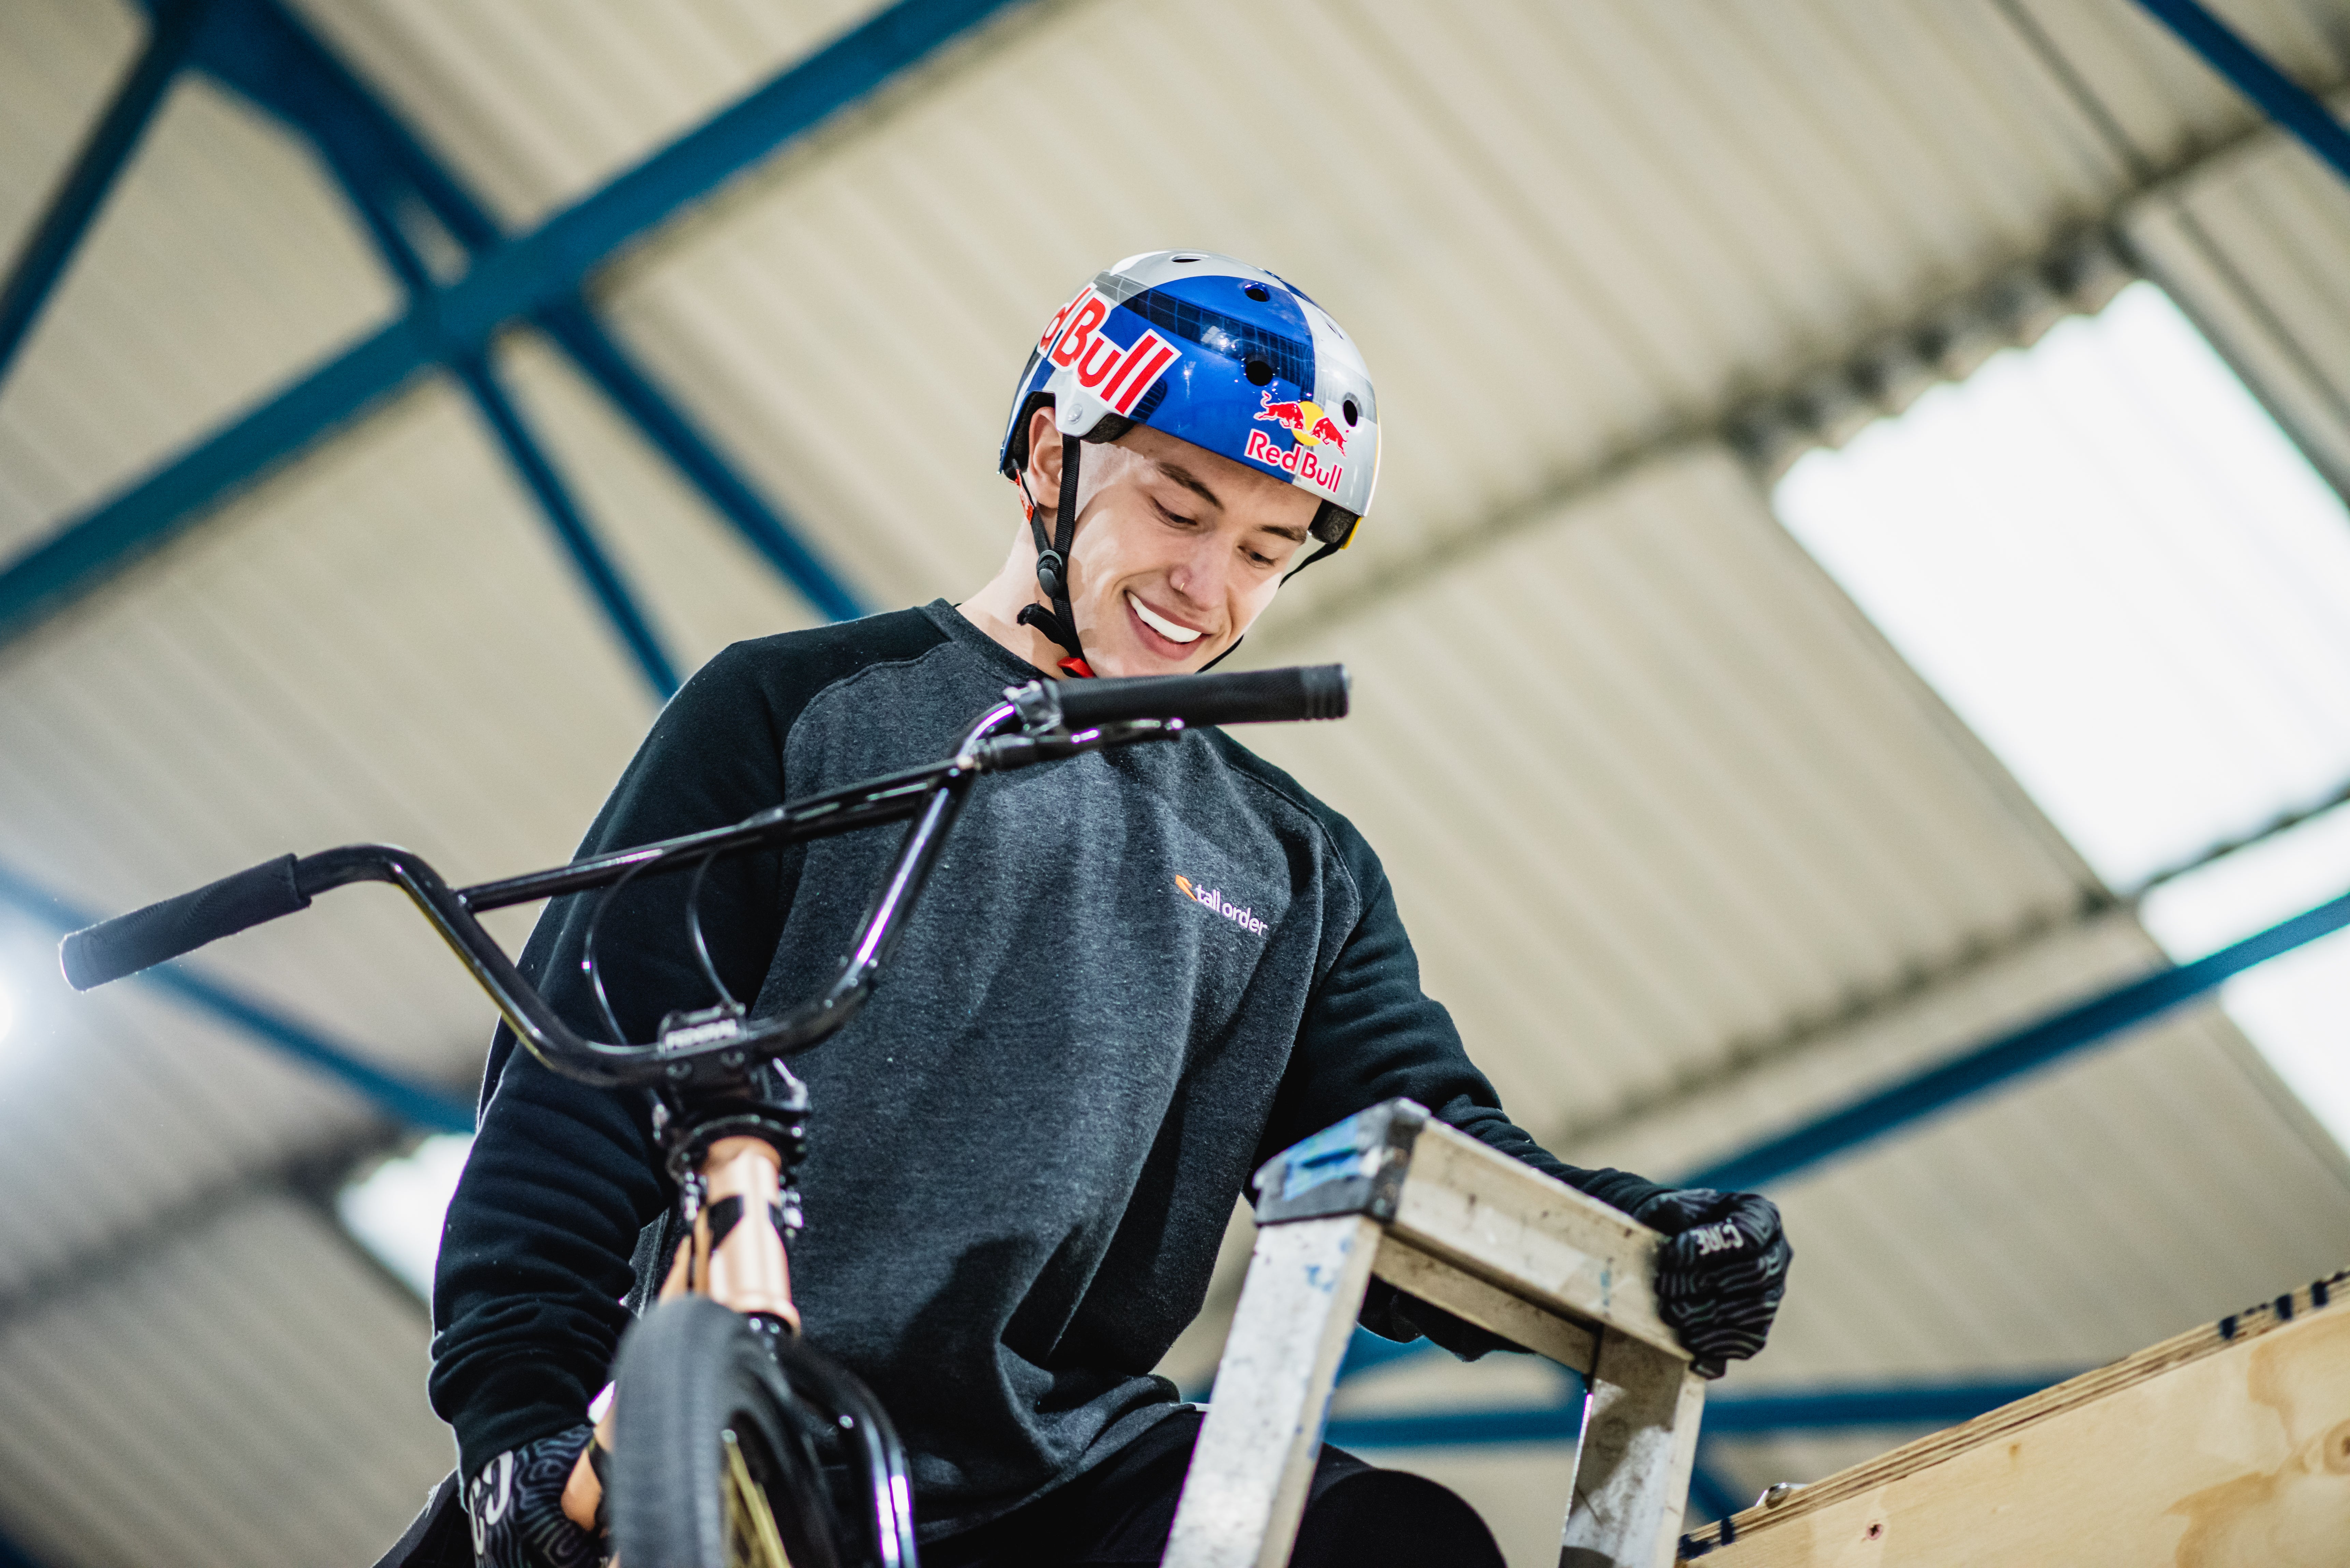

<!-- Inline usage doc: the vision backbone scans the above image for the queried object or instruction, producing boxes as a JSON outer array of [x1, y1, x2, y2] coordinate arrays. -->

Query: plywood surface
[[1679, 1269, 2350, 1566]]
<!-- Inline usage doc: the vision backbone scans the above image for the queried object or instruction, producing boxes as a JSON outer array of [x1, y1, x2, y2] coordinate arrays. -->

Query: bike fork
[[564, 1130, 806, 1530]]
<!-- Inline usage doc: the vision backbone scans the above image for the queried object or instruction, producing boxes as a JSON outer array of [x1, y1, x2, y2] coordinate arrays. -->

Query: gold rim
[[720, 1428, 794, 1568]]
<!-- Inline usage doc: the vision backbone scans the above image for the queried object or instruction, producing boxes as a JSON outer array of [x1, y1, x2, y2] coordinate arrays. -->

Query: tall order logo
[[1038, 286, 1180, 416], [1176, 874, 1267, 936]]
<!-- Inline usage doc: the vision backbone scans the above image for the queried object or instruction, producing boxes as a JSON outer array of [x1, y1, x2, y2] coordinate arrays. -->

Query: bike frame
[[300, 692, 1182, 1552], [60, 662, 1349, 1567], [327, 693, 1181, 1556]]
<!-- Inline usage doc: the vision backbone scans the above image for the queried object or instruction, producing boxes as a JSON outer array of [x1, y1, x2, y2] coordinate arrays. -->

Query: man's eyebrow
[[1259, 519, 1310, 543], [1153, 461, 1223, 511]]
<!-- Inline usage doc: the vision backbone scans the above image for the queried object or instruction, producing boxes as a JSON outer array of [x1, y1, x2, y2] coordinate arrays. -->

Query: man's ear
[[1023, 405, 1062, 511]]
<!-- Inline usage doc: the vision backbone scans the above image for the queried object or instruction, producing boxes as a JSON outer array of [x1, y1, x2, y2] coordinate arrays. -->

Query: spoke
[[722, 1429, 794, 1568]]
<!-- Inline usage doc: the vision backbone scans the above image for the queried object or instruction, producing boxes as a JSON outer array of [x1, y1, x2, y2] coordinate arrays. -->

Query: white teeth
[[1128, 592, 1202, 644]]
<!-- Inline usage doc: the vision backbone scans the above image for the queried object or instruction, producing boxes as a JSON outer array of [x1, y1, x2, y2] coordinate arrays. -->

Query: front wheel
[[609, 1296, 844, 1568]]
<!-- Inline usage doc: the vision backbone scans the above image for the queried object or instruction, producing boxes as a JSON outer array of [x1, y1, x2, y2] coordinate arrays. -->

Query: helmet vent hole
[[1172, 254, 1200, 263], [1342, 399, 1359, 427], [1244, 357, 1274, 386], [1242, 283, 1271, 302]]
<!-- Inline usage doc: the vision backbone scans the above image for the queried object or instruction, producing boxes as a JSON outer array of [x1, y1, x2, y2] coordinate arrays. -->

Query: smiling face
[[998, 405, 1324, 677]]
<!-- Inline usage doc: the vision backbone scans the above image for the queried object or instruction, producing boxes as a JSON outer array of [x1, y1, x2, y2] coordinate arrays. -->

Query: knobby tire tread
[[610, 1296, 840, 1568]]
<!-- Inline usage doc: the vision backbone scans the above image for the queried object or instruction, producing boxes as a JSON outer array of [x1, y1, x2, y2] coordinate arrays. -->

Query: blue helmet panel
[[999, 251, 1379, 527]]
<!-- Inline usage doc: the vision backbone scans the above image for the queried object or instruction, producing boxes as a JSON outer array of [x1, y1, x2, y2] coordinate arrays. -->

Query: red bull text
[[1244, 428, 1344, 489], [1037, 287, 1179, 417]]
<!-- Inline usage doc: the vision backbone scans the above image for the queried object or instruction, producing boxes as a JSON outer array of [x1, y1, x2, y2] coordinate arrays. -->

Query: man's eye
[[1155, 501, 1196, 527]]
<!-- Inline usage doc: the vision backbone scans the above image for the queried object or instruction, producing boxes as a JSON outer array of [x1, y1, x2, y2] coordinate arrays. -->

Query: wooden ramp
[[1678, 1269, 2350, 1566]]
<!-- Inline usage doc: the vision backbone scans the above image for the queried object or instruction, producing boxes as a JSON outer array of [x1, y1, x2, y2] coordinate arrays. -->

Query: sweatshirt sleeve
[[1261, 812, 1667, 1222], [428, 642, 797, 1478]]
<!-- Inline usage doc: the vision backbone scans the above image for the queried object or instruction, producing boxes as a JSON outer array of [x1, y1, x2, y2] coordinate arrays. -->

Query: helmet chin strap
[[1016, 430, 1093, 676], [1195, 519, 1348, 673], [1014, 434, 1348, 678]]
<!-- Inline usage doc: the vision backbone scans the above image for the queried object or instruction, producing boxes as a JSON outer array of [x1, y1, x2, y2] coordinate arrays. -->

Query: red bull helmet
[[997, 250, 1380, 671]]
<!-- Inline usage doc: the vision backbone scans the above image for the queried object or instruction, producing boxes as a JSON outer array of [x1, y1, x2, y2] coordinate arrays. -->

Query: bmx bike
[[58, 664, 1350, 1568]]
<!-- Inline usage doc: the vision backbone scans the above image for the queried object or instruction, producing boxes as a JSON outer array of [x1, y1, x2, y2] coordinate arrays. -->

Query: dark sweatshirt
[[429, 601, 1662, 1536]]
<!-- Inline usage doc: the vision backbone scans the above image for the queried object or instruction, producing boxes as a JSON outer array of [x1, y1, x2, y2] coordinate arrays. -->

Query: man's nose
[[1167, 535, 1228, 606]]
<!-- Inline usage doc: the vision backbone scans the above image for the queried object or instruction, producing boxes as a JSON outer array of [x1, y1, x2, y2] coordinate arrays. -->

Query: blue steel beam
[[1323, 1403, 1569, 1448], [0, 0, 1008, 645], [0, 0, 209, 384], [1186, 1325, 1432, 1403], [1694, 1376, 2067, 1435], [0, 860, 473, 1133], [1322, 1374, 2063, 1450], [1681, 885, 2350, 1193], [1685, 1460, 1744, 1524], [453, 352, 680, 698], [1207, 1325, 1421, 1402], [2137, 0, 2350, 190], [166, 0, 496, 251], [175, 0, 864, 624], [335, 233, 690, 703], [1338, 890, 2350, 1398], [536, 304, 866, 623], [1339, 1323, 1434, 1382], [0, 323, 437, 641], [208, 5, 682, 702]]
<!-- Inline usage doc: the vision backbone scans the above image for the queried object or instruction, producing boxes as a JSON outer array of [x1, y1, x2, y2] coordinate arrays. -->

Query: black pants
[[924, 1409, 1506, 1568]]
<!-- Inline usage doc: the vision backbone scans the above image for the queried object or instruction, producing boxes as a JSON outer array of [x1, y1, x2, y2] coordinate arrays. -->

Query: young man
[[429, 252, 1791, 1568]]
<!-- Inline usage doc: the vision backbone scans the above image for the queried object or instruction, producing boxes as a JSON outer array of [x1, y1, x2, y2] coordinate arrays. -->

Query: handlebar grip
[[1053, 664, 1351, 729], [59, 853, 310, 991]]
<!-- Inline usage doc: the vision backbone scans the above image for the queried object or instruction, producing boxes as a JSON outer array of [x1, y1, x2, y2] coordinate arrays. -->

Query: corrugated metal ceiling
[[4, 1, 2350, 1562], [2131, 88, 2350, 490], [0, 1195, 451, 1568], [588, 0, 2345, 623], [0, 0, 399, 554], [1240, 447, 2090, 1137], [0, 896, 385, 1312], [288, 0, 885, 228]]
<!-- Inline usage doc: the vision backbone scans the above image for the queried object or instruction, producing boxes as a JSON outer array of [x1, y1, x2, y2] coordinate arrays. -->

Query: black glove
[[466, 1423, 603, 1568], [1632, 1187, 1792, 1379]]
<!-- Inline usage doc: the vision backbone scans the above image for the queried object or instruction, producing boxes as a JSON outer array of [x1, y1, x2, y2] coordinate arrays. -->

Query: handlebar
[[61, 854, 311, 990], [1050, 664, 1349, 730], [58, 663, 1351, 1088]]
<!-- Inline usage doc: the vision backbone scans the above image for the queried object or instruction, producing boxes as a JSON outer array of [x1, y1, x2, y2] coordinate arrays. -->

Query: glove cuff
[[467, 1423, 601, 1568], [1574, 1167, 1671, 1219]]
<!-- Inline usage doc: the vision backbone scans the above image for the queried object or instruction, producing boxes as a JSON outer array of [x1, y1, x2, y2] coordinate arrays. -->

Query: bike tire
[[610, 1296, 845, 1568]]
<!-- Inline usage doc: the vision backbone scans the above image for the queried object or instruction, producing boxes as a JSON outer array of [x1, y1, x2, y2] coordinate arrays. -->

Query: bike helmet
[[998, 250, 1381, 672]]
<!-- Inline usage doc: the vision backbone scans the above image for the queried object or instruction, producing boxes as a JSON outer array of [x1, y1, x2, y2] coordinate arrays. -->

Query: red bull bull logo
[[1036, 286, 1179, 416], [1254, 390, 1349, 454], [1256, 395, 1311, 435], [1248, 389, 1348, 490]]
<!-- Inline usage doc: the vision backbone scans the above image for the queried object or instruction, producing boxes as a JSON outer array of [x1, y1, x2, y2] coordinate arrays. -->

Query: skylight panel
[[1774, 280, 2350, 1144], [2140, 805, 2350, 1150], [338, 1131, 473, 1299], [1776, 281, 2350, 890]]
